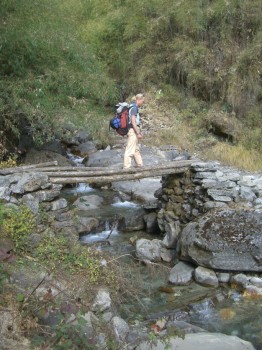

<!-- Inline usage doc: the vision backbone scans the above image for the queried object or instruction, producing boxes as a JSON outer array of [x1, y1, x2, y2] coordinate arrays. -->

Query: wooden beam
[[49, 167, 189, 184], [30, 160, 195, 176], [0, 161, 58, 175]]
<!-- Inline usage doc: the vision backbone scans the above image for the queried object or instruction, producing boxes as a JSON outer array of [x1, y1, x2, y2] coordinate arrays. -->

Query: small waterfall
[[80, 220, 119, 244]]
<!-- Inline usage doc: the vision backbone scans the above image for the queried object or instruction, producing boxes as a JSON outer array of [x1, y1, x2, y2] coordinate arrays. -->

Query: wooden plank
[[0, 161, 58, 175], [49, 167, 189, 184]]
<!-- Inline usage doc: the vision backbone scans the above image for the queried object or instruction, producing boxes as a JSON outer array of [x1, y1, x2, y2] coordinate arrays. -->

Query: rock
[[244, 285, 262, 298], [23, 149, 72, 166], [208, 111, 240, 141], [217, 272, 230, 283], [203, 201, 227, 210], [167, 320, 206, 334], [231, 274, 248, 288], [75, 130, 91, 143], [191, 162, 218, 172], [194, 266, 218, 287], [72, 141, 97, 156], [21, 194, 39, 214], [87, 149, 123, 168], [73, 195, 103, 210], [255, 198, 262, 206], [239, 186, 256, 202], [91, 289, 111, 312], [144, 212, 159, 234], [0, 185, 11, 202], [169, 262, 195, 285], [162, 221, 181, 248], [0, 237, 14, 252], [78, 311, 98, 337], [112, 178, 161, 204], [33, 189, 61, 202], [207, 189, 235, 202], [76, 217, 99, 234], [122, 208, 146, 231], [51, 198, 68, 211], [136, 332, 255, 350], [249, 277, 262, 288], [179, 209, 262, 271], [29, 233, 41, 248], [136, 239, 162, 262], [38, 139, 67, 156], [111, 316, 129, 342], [10, 172, 50, 194], [238, 175, 256, 187], [160, 247, 175, 262]]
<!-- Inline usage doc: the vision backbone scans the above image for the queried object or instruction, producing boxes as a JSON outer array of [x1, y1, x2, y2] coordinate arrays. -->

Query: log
[[35, 160, 195, 177], [25, 166, 115, 172], [0, 161, 58, 175], [49, 166, 189, 184]]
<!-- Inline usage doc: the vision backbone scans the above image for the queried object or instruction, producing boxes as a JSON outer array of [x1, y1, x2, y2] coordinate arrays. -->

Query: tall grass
[[0, 0, 118, 152]]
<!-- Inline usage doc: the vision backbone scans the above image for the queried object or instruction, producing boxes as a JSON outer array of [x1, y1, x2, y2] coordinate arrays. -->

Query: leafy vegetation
[[0, 0, 118, 154], [1, 0, 261, 168], [2, 204, 36, 252]]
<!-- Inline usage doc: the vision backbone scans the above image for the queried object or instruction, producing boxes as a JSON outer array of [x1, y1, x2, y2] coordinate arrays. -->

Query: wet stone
[[169, 262, 195, 285], [231, 274, 248, 289], [194, 266, 218, 287], [217, 272, 231, 283]]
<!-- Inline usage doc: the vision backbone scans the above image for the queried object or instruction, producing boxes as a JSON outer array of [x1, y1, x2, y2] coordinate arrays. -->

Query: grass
[[140, 90, 262, 172], [203, 143, 262, 172]]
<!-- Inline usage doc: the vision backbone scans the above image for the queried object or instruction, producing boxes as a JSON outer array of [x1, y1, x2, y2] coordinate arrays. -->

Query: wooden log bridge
[[0, 160, 195, 184]]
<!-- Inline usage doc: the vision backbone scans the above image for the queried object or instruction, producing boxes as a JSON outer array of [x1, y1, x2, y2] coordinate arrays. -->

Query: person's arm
[[131, 115, 142, 138]]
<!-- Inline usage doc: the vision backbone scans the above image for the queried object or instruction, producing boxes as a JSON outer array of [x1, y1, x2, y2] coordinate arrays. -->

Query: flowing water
[[62, 178, 262, 349]]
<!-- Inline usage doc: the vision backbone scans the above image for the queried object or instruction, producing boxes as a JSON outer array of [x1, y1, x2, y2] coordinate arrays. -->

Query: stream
[[62, 155, 262, 349]]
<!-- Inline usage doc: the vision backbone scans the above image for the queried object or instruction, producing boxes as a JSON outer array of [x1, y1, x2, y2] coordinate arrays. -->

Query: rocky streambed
[[1, 136, 262, 350]]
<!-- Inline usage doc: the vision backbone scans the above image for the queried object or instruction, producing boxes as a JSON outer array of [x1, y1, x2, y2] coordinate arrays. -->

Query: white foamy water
[[75, 183, 94, 193], [67, 152, 85, 165], [111, 201, 140, 208], [80, 229, 119, 244]]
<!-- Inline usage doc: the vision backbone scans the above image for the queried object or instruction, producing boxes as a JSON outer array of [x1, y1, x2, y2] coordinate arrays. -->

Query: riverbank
[[1, 130, 262, 349]]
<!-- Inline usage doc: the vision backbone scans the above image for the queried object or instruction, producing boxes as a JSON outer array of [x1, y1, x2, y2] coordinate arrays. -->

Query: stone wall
[[157, 161, 262, 231]]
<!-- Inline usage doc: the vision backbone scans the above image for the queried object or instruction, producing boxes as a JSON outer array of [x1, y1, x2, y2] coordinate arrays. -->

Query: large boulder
[[10, 172, 50, 194], [87, 149, 123, 168], [207, 110, 240, 141], [136, 332, 255, 350], [23, 149, 72, 166], [71, 141, 97, 157], [73, 195, 103, 210], [121, 207, 146, 231], [112, 178, 161, 204], [179, 209, 262, 272]]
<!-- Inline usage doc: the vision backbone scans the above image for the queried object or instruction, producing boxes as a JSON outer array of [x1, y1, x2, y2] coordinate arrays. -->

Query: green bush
[[2, 205, 36, 252]]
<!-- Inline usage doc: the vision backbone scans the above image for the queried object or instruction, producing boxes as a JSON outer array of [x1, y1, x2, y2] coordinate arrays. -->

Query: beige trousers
[[123, 128, 143, 168]]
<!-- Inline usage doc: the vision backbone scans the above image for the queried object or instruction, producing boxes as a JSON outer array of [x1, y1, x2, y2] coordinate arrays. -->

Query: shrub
[[2, 205, 36, 252]]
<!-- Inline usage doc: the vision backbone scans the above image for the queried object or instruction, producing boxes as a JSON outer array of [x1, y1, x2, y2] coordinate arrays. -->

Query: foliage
[[0, 155, 17, 169], [2, 205, 36, 252], [34, 235, 117, 285], [1, 0, 262, 162], [0, 0, 118, 156]]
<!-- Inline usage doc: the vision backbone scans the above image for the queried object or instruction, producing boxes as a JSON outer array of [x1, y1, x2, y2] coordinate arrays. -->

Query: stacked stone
[[157, 161, 262, 232]]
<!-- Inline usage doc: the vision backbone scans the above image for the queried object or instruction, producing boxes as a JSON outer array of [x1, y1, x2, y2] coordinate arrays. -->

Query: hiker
[[123, 93, 145, 169]]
